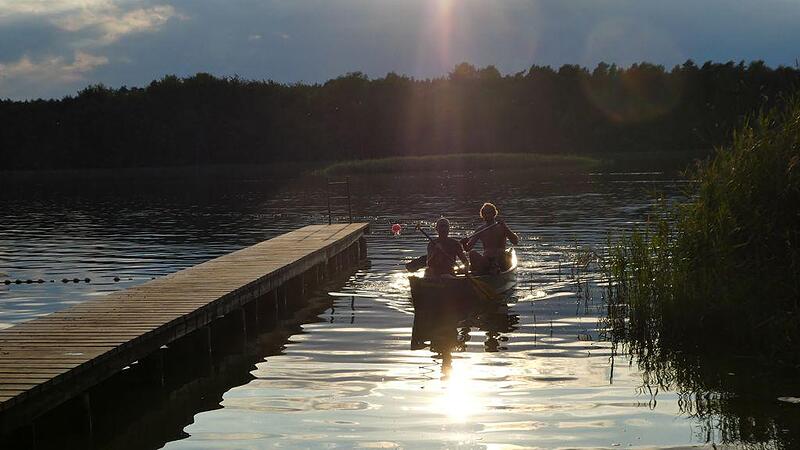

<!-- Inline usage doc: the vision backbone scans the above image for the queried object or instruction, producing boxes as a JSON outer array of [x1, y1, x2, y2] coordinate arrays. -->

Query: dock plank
[[0, 223, 368, 431]]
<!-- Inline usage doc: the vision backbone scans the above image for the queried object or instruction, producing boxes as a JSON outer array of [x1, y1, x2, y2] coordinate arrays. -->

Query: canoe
[[408, 248, 518, 313]]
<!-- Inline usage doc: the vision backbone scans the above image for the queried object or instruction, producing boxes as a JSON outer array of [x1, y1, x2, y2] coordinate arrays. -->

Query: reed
[[606, 96, 800, 365]]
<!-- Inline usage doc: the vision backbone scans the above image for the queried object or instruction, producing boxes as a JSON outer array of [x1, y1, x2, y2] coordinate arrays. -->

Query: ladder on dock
[[326, 178, 352, 224]]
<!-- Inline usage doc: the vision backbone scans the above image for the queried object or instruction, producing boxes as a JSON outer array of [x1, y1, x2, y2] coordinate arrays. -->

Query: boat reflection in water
[[408, 292, 520, 424], [410, 292, 519, 378]]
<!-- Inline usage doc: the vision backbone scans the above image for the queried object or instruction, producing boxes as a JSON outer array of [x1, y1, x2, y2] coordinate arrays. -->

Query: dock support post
[[315, 263, 325, 286], [243, 299, 258, 341], [210, 308, 247, 358], [139, 348, 165, 389], [285, 275, 307, 311], [30, 390, 94, 449], [82, 392, 94, 448], [256, 290, 278, 332], [163, 328, 214, 387], [276, 285, 288, 319]]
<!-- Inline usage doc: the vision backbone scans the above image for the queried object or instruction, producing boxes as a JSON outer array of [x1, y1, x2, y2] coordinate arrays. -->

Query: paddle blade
[[405, 255, 427, 272], [469, 277, 500, 302]]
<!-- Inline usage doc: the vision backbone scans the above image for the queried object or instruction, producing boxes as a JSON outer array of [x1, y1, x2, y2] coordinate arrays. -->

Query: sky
[[1, 0, 799, 100]]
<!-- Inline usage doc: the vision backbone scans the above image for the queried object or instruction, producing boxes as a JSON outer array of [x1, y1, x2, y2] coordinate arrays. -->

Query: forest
[[1, 60, 798, 170]]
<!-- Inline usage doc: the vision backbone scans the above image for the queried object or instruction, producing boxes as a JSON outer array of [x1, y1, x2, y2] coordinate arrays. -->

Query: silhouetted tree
[[0, 61, 798, 170]]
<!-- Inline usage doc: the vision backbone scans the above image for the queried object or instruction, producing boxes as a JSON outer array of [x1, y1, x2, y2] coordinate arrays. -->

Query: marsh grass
[[594, 99, 800, 448], [606, 96, 800, 365], [317, 152, 600, 176]]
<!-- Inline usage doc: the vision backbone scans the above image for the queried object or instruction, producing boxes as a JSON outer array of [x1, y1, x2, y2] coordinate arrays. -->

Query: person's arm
[[500, 220, 519, 245], [463, 223, 489, 251], [457, 243, 471, 273]]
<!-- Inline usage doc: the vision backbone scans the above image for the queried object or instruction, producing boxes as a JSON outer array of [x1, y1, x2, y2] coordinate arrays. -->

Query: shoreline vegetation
[[602, 96, 800, 447], [316, 153, 600, 176], [606, 96, 800, 366], [2, 60, 799, 171]]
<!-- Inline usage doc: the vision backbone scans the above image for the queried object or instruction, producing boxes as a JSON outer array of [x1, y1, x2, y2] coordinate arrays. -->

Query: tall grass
[[606, 96, 800, 365]]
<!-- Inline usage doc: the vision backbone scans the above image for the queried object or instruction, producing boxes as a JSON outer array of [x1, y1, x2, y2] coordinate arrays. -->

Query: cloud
[[0, 1, 183, 46], [0, 0, 112, 18], [0, 1, 183, 98], [52, 4, 183, 45], [0, 51, 108, 88]]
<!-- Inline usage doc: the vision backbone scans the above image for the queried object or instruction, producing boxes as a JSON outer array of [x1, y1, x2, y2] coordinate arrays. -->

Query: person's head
[[435, 217, 450, 237], [480, 202, 498, 222]]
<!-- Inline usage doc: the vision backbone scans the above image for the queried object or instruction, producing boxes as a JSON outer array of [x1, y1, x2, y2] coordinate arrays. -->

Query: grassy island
[[317, 153, 600, 176]]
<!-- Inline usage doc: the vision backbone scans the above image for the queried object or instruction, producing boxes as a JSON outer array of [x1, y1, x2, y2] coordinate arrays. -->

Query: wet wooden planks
[[0, 223, 368, 428]]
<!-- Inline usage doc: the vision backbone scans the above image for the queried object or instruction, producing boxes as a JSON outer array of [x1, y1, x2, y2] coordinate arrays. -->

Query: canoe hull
[[409, 249, 518, 313]]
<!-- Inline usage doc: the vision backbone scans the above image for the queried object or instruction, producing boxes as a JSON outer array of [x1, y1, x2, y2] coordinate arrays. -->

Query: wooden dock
[[0, 223, 369, 436]]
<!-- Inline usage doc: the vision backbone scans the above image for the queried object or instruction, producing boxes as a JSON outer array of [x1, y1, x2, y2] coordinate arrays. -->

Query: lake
[[1, 169, 794, 448]]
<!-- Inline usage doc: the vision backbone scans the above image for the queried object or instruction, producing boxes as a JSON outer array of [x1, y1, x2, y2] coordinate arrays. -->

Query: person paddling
[[426, 218, 470, 278], [463, 202, 519, 274]]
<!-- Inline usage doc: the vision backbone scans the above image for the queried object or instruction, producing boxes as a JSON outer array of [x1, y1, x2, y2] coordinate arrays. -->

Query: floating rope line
[[1, 275, 147, 285], [2, 277, 93, 285]]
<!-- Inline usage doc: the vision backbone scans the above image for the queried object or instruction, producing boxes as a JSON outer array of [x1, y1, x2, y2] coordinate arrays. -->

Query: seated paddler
[[426, 217, 470, 278], [463, 202, 519, 274]]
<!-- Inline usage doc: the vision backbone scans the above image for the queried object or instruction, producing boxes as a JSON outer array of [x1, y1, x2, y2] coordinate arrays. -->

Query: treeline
[[1, 60, 799, 170]]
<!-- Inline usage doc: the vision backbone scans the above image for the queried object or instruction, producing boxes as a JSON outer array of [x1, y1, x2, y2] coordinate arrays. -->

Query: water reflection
[[411, 300, 520, 426], [625, 340, 800, 449], [411, 303, 518, 366], [7, 169, 794, 448]]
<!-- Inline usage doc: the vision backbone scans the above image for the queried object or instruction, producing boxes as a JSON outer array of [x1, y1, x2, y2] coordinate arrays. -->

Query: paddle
[[404, 255, 428, 272], [413, 224, 499, 302], [404, 221, 501, 272]]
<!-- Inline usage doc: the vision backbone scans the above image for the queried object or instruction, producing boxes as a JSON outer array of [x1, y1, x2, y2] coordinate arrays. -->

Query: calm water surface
[[1, 170, 787, 448]]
